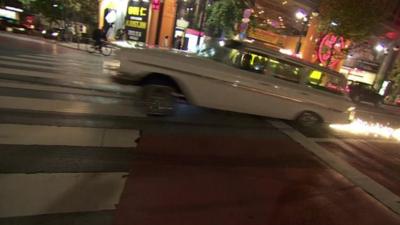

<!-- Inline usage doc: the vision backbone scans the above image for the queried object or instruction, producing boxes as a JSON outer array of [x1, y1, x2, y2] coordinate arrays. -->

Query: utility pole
[[375, 38, 400, 89]]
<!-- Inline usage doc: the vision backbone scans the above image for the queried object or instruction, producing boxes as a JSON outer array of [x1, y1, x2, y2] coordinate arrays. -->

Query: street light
[[294, 10, 309, 55], [295, 10, 306, 20], [375, 43, 385, 52], [294, 9, 319, 55]]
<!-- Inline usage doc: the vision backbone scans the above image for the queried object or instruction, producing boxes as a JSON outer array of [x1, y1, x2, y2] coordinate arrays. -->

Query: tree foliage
[[22, 0, 97, 27], [387, 60, 400, 99], [205, 0, 250, 38], [318, 0, 394, 41]]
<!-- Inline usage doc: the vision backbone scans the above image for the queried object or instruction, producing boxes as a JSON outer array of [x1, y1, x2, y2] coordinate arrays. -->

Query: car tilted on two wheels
[[116, 40, 355, 127]]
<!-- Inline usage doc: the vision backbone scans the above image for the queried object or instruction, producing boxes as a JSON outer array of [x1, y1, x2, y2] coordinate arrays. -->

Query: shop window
[[174, 0, 207, 51]]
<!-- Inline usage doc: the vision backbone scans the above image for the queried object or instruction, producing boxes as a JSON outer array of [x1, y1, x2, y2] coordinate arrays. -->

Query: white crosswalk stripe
[[0, 95, 145, 116], [17, 54, 105, 67], [0, 124, 140, 147], [0, 172, 128, 218], [0, 80, 132, 99], [0, 50, 139, 94], [0, 48, 142, 220], [0, 66, 114, 84]]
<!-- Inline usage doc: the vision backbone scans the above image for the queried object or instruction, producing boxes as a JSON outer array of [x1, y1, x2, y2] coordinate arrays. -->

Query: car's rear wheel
[[142, 84, 175, 116], [295, 111, 322, 128]]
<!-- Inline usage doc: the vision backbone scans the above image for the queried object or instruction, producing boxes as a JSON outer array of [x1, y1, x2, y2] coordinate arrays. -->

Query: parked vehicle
[[11, 24, 28, 34], [348, 81, 384, 107], [42, 28, 70, 40], [42, 28, 63, 40], [116, 40, 355, 127], [0, 19, 27, 34]]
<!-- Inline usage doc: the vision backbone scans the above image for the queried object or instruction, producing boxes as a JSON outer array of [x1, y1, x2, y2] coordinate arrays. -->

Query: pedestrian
[[106, 23, 115, 41], [163, 35, 169, 48], [174, 35, 182, 50]]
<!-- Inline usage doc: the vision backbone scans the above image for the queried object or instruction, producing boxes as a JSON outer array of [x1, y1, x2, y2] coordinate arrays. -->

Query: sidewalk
[[57, 41, 90, 52], [113, 125, 400, 225]]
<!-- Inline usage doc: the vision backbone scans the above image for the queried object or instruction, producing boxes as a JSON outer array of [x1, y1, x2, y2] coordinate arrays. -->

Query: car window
[[227, 50, 302, 83], [265, 58, 302, 83], [306, 70, 346, 95], [226, 50, 268, 73]]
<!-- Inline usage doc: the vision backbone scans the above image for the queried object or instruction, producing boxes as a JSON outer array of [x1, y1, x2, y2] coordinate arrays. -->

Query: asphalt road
[[0, 32, 399, 225]]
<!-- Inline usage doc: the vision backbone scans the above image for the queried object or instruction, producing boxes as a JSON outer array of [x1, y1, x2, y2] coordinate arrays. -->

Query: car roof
[[225, 40, 346, 79]]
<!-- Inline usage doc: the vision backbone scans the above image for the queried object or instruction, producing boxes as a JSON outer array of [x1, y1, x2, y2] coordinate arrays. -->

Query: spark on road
[[330, 118, 400, 142]]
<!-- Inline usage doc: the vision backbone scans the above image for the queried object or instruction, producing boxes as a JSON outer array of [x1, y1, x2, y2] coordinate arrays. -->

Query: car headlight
[[51, 32, 59, 37], [42, 30, 47, 34], [347, 106, 356, 121], [347, 106, 356, 112]]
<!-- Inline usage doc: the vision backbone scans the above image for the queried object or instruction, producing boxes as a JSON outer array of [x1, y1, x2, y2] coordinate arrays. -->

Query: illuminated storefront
[[0, 8, 19, 21], [173, 0, 207, 51], [340, 67, 377, 85], [98, 0, 208, 50], [125, 0, 150, 42], [99, 0, 130, 40], [98, 0, 175, 46]]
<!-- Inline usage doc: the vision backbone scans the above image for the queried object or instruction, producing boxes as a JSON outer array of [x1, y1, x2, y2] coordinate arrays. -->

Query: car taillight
[[345, 85, 350, 93]]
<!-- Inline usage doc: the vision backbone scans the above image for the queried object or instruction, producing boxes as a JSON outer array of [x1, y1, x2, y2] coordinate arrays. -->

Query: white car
[[116, 40, 355, 127]]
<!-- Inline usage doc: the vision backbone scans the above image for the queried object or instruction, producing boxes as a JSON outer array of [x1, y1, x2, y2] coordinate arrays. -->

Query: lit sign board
[[0, 8, 18, 20], [318, 33, 345, 69], [176, 18, 189, 29], [125, 0, 150, 42]]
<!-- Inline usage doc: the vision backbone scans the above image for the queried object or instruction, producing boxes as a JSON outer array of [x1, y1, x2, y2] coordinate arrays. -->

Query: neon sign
[[317, 33, 345, 68]]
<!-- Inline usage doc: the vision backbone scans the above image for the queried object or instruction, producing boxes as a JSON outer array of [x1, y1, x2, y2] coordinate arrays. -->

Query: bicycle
[[87, 40, 113, 56]]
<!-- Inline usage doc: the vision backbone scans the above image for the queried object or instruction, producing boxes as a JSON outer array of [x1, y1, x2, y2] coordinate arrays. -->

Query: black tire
[[142, 84, 175, 116], [101, 45, 112, 56], [295, 111, 322, 128]]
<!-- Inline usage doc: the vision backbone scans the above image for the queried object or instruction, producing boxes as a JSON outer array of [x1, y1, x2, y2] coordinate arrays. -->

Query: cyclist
[[92, 28, 104, 50]]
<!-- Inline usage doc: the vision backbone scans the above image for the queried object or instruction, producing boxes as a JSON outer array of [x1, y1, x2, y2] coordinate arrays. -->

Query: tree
[[204, 0, 251, 38], [386, 60, 400, 102], [318, 0, 394, 67], [319, 0, 393, 41], [21, 0, 97, 28]]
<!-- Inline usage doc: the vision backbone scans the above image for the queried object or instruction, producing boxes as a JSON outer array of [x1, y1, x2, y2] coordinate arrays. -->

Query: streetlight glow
[[5, 6, 23, 12], [375, 43, 385, 52], [295, 11, 306, 20]]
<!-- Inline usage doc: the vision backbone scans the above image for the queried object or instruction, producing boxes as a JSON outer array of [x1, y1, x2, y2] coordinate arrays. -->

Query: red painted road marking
[[114, 134, 400, 225]]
